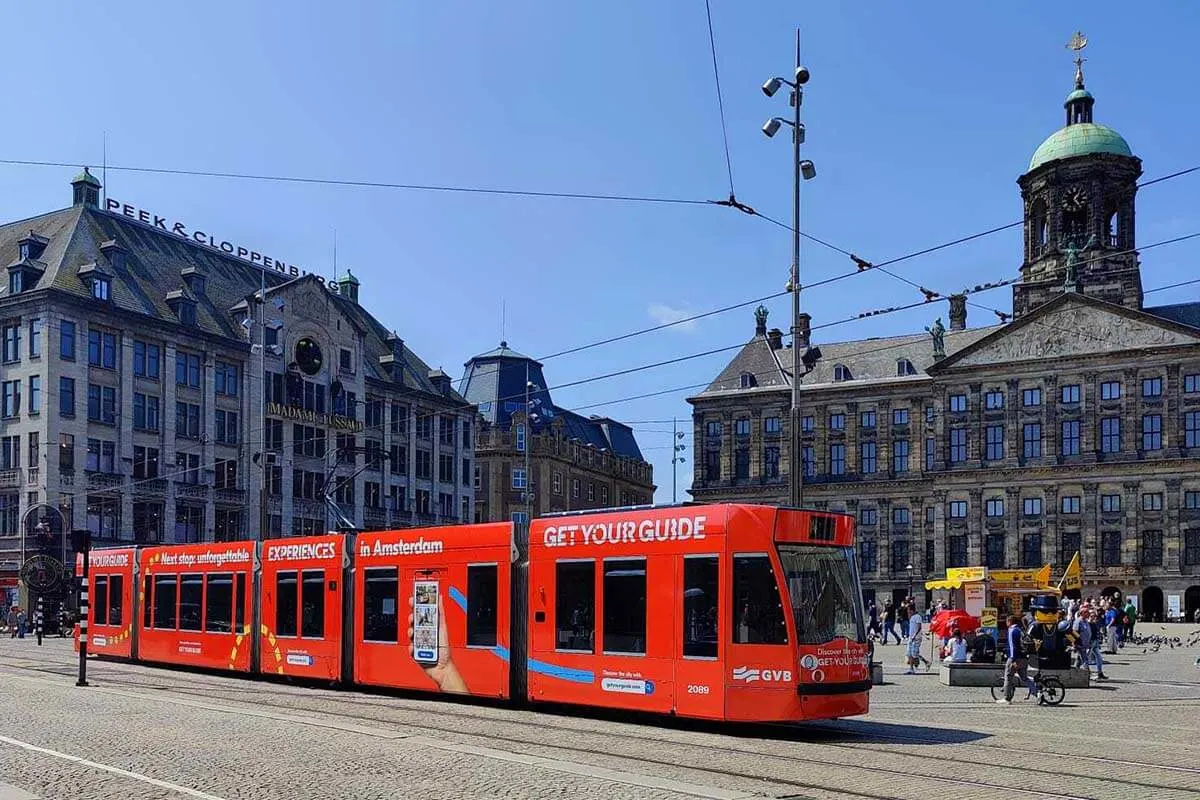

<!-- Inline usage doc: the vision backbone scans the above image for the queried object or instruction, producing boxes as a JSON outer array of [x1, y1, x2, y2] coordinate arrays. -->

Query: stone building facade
[[459, 343, 654, 525], [688, 59, 1200, 621], [0, 172, 474, 600]]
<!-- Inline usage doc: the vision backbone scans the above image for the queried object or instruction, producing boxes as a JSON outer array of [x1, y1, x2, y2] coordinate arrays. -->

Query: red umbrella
[[930, 609, 981, 637]]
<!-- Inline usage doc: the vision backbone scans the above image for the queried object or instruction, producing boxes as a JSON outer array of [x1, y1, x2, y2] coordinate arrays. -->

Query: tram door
[[674, 554, 724, 719]]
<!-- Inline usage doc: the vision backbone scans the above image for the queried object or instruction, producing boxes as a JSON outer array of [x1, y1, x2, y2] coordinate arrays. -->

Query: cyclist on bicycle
[[998, 614, 1036, 704]]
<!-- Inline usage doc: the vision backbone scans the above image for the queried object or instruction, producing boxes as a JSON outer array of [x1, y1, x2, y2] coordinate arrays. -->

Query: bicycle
[[990, 668, 1065, 706]]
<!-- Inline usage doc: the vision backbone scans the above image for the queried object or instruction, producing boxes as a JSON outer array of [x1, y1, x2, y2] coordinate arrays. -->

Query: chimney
[[754, 304, 768, 336], [948, 294, 967, 331], [767, 328, 783, 350], [796, 312, 812, 348], [71, 167, 102, 208]]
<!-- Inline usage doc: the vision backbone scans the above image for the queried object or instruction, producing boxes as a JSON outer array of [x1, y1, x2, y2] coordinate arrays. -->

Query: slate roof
[[458, 344, 647, 461], [0, 197, 464, 403], [693, 322, 1000, 399], [1145, 301, 1200, 330]]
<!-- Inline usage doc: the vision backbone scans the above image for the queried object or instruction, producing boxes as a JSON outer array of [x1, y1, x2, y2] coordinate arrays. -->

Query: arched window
[[739, 372, 756, 389], [1105, 203, 1119, 248], [833, 364, 852, 382], [896, 358, 916, 377], [1030, 198, 1049, 253]]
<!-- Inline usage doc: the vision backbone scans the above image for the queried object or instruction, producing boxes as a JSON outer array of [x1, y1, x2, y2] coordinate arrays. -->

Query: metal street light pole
[[762, 29, 814, 509], [671, 418, 687, 504]]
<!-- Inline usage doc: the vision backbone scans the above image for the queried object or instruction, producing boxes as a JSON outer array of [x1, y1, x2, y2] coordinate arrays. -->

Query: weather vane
[[1066, 30, 1088, 87]]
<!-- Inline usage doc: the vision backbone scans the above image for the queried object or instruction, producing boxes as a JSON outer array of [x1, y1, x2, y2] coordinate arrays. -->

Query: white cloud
[[647, 302, 698, 333]]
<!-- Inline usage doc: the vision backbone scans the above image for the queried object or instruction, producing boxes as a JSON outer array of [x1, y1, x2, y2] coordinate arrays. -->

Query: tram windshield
[[777, 545, 865, 645]]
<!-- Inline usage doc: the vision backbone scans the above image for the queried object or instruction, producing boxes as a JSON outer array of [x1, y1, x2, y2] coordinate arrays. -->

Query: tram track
[[3, 656, 1196, 800]]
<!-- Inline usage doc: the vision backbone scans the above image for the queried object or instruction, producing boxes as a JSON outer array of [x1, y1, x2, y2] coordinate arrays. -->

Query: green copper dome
[[1029, 122, 1132, 171]]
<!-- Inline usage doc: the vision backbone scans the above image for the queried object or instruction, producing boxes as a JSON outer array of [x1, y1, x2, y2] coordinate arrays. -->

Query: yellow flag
[[1059, 552, 1082, 591]]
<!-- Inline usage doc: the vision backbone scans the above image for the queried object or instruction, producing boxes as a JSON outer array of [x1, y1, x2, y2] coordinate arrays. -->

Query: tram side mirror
[[535, 611, 546, 623], [328, 581, 337, 591]]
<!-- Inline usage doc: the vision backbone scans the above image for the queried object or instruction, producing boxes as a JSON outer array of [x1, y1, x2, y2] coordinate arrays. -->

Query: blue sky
[[3, 2, 1198, 502]]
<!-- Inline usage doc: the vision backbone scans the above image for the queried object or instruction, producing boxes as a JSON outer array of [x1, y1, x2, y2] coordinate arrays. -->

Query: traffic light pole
[[72, 529, 91, 687]]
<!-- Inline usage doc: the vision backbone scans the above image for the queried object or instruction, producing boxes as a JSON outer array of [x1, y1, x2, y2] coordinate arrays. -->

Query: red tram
[[77, 504, 870, 723]]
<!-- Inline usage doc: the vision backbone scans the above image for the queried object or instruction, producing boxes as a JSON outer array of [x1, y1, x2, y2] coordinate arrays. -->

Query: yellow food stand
[[926, 565, 1061, 620]]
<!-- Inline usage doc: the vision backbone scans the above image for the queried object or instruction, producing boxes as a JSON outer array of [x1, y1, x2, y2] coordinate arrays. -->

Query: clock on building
[[295, 337, 323, 376], [1061, 186, 1089, 212]]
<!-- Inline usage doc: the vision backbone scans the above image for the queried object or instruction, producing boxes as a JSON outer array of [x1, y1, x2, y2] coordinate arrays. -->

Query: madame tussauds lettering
[[542, 515, 707, 548]]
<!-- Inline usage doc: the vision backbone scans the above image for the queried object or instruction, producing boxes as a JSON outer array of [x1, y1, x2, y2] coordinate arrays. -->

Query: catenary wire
[[58, 258, 1200, 508], [0, 158, 714, 207], [703, 0, 736, 197]]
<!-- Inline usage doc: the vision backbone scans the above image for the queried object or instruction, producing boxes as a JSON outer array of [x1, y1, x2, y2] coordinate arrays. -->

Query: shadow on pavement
[[793, 718, 991, 744]]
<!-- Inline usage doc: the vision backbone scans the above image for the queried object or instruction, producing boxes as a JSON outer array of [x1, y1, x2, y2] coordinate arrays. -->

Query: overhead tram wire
[[63, 254, 1200, 508], [0, 158, 715, 207], [703, 0, 737, 198], [7, 155, 1194, 364]]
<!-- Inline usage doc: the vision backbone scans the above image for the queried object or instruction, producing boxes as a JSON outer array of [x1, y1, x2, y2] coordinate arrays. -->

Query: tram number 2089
[[686, 685, 710, 695]]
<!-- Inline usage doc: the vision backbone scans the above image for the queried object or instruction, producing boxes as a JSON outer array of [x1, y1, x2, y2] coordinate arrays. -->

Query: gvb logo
[[732, 666, 760, 683], [732, 666, 793, 683]]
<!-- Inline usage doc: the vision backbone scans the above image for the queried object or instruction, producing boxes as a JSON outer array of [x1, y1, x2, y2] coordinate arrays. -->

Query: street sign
[[20, 555, 65, 593]]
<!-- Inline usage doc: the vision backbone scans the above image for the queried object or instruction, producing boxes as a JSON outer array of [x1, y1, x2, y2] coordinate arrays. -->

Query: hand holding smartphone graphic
[[408, 581, 467, 694]]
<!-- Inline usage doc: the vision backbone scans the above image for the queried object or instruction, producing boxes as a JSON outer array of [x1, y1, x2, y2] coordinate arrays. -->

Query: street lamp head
[[762, 117, 784, 138], [799, 160, 816, 180], [794, 122, 806, 145], [795, 65, 810, 85], [762, 77, 784, 97]]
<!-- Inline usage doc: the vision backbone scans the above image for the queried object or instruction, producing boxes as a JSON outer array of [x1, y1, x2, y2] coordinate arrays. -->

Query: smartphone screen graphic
[[413, 580, 439, 664]]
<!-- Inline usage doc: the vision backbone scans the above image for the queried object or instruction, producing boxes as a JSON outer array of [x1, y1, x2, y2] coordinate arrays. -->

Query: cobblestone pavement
[[0, 626, 1195, 799]]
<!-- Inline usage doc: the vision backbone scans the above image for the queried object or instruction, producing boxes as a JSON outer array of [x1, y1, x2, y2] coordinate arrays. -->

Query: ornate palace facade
[[688, 55, 1200, 621]]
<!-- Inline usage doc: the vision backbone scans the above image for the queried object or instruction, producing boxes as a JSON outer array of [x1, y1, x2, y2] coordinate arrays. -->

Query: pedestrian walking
[[6, 607, 16, 638], [16, 610, 27, 639], [903, 605, 931, 673], [867, 601, 880, 642], [998, 615, 1036, 704], [881, 601, 897, 644]]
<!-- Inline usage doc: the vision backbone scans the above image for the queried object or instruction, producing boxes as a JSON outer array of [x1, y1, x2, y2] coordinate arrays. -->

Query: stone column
[[1043, 484, 1060, 567], [1043, 375, 1059, 460], [1165, 364, 1182, 456], [968, 488, 983, 566], [1005, 378, 1020, 467], [1081, 371, 1098, 460], [1123, 481, 1141, 567], [932, 489, 947, 572], [967, 383, 982, 464], [1082, 482, 1099, 567], [1164, 478, 1182, 573], [1005, 487, 1021, 567]]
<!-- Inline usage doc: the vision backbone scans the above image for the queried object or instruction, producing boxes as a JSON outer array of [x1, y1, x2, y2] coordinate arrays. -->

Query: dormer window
[[896, 358, 917, 376], [18, 243, 30, 261], [165, 288, 197, 326], [92, 277, 111, 301], [833, 364, 852, 382], [740, 372, 757, 389], [178, 303, 196, 326], [8, 272, 22, 295]]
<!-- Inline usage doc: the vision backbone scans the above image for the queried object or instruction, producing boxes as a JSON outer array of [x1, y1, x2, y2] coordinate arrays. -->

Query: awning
[[924, 578, 964, 590]]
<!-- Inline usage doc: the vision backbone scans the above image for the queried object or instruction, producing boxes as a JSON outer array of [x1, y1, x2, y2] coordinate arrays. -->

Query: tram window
[[363, 568, 398, 642], [276, 571, 299, 637], [109, 574, 124, 627], [732, 555, 788, 645], [603, 559, 646, 655], [153, 575, 178, 630], [683, 556, 719, 658], [93, 575, 109, 627], [142, 575, 152, 629], [301, 570, 325, 639], [179, 574, 204, 632], [234, 573, 246, 635], [205, 573, 234, 633], [778, 546, 862, 645], [466, 564, 498, 647], [555, 561, 594, 652]]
